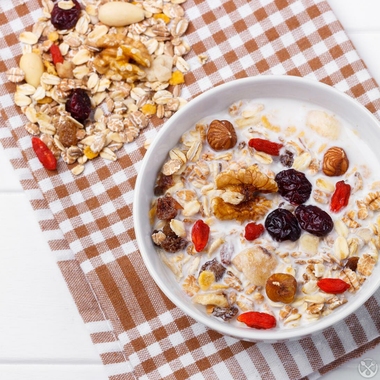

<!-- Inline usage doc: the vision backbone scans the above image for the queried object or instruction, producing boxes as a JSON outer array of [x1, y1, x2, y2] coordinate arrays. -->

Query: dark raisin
[[265, 208, 301, 242], [275, 169, 312, 205], [220, 242, 234, 266], [295, 205, 333, 237], [51, 0, 81, 30], [156, 196, 182, 220], [160, 235, 187, 253], [345, 256, 359, 271], [65, 89, 91, 124], [200, 258, 226, 281], [154, 173, 174, 196], [280, 150, 294, 167], [212, 306, 238, 321]]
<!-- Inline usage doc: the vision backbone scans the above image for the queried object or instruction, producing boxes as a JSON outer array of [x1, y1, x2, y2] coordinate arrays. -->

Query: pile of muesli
[[7, 0, 191, 174], [150, 98, 380, 329]]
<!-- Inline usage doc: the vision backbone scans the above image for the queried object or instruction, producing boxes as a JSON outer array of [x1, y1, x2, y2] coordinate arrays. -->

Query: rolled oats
[[10, 0, 191, 174]]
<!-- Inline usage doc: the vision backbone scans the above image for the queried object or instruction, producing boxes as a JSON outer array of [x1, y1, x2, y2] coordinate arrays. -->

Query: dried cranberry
[[275, 169, 312, 205], [295, 205, 333, 237], [51, 0, 81, 30], [65, 89, 91, 124], [265, 208, 301, 242]]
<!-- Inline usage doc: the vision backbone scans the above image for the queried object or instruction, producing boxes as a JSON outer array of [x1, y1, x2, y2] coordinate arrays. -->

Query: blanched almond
[[19, 53, 44, 88], [98, 2, 145, 27]]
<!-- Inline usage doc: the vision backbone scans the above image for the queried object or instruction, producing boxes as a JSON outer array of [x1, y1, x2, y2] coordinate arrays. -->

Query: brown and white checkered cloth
[[1, 0, 380, 379]]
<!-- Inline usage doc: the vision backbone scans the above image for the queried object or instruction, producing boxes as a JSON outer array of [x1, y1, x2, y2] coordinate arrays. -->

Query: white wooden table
[[1, 1, 380, 379]]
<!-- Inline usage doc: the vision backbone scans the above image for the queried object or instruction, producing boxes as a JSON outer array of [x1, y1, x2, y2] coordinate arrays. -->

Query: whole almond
[[19, 53, 44, 88], [322, 146, 349, 176], [98, 2, 145, 27], [207, 119, 237, 151]]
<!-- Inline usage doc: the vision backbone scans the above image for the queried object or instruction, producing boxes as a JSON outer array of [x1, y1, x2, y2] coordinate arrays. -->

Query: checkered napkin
[[1, 0, 380, 379]]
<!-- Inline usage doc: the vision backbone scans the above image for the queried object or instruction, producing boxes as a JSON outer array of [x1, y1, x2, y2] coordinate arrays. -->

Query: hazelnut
[[322, 146, 349, 176], [206, 119, 237, 151]]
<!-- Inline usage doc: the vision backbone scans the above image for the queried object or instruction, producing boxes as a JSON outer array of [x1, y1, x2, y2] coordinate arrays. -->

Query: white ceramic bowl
[[134, 75, 380, 342]]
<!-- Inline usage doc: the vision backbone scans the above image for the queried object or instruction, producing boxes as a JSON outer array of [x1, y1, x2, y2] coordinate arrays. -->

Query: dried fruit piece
[[248, 138, 283, 156], [220, 242, 234, 266], [84, 146, 99, 159], [50, 44, 64, 65], [157, 224, 187, 253], [317, 278, 350, 294], [206, 119, 237, 151], [280, 150, 294, 167], [330, 180, 351, 213], [156, 195, 182, 220], [244, 222, 264, 241], [275, 169, 312, 205], [345, 256, 359, 271], [322, 147, 349, 177], [160, 234, 187, 253], [212, 306, 238, 321], [154, 173, 174, 196], [56, 116, 77, 148], [192, 292, 229, 308], [232, 246, 277, 286], [191, 220, 210, 252], [31, 137, 57, 170], [266, 273, 297, 304], [265, 208, 301, 242], [295, 205, 333, 237], [65, 89, 91, 124], [237, 311, 276, 329], [200, 258, 226, 281], [51, 0, 81, 30], [198, 270, 215, 290]]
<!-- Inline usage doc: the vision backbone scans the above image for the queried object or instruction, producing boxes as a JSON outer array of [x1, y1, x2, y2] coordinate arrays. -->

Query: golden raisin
[[169, 70, 185, 85], [57, 118, 77, 148], [265, 273, 297, 304], [84, 146, 99, 159]]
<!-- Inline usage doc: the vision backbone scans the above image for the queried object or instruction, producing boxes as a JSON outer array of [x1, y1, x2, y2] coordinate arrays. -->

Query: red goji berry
[[31, 137, 57, 170], [330, 180, 351, 213], [237, 311, 276, 329], [248, 138, 283, 156], [244, 222, 264, 241], [191, 220, 210, 252], [50, 44, 64, 65], [317, 278, 350, 294]]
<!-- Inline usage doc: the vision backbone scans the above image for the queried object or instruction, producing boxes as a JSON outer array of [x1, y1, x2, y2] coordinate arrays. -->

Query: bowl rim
[[134, 75, 380, 341]]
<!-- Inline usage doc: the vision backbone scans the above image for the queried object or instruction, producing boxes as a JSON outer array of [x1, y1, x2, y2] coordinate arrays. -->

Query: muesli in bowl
[[134, 76, 380, 341]]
